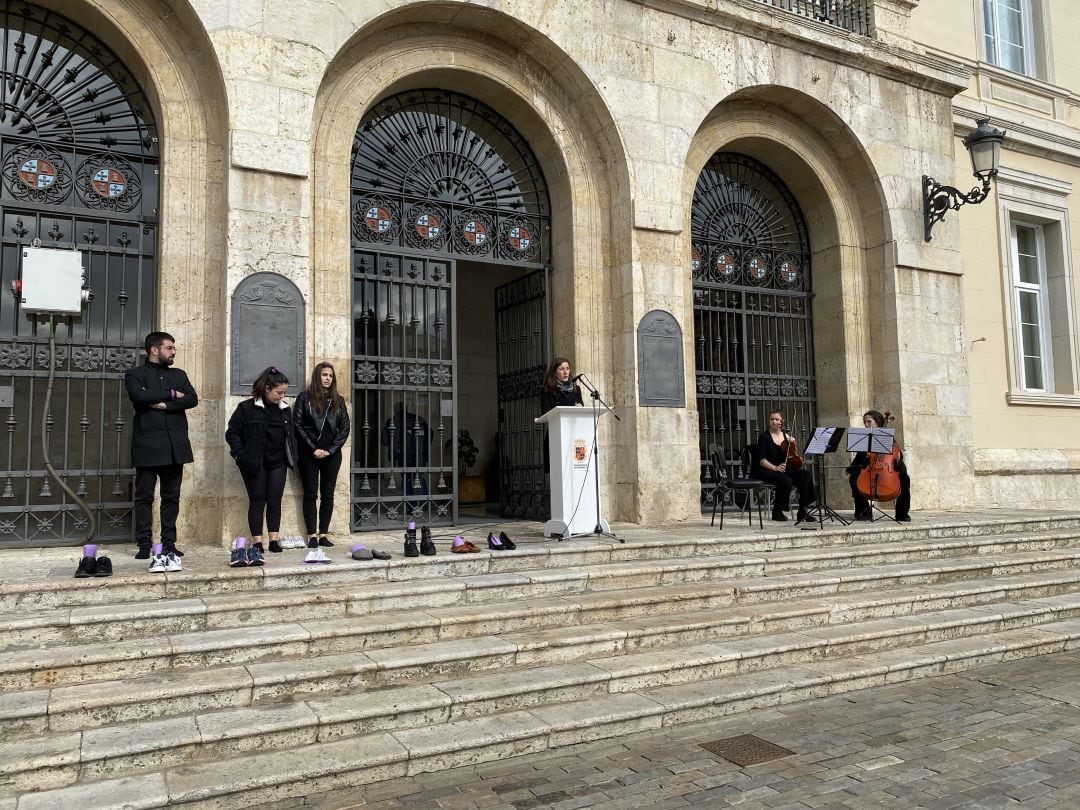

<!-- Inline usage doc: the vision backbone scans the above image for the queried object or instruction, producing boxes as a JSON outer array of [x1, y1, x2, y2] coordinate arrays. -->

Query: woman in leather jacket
[[293, 362, 350, 547], [225, 367, 297, 563]]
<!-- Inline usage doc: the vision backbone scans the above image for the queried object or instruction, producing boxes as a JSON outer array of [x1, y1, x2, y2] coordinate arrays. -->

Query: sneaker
[[268, 540, 283, 553], [229, 548, 248, 567], [93, 556, 113, 577], [134, 544, 151, 560], [318, 536, 334, 547], [304, 546, 322, 564], [420, 526, 436, 556], [163, 552, 182, 573], [313, 548, 331, 564], [247, 545, 265, 567], [148, 554, 166, 573], [287, 536, 305, 549], [74, 556, 97, 578]]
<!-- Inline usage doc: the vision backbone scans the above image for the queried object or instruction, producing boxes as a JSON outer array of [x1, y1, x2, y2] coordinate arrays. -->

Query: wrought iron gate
[[350, 89, 551, 529], [350, 250, 456, 529], [691, 154, 816, 507], [0, 4, 158, 546], [495, 268, 549, 519]]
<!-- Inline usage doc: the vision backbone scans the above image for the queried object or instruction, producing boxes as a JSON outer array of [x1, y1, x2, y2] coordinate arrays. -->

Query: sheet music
[[805, 427, 838, 455]]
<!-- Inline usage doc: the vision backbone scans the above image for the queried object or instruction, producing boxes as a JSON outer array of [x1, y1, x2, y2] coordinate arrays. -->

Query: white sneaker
[[148, 554, 166, 573], [163, 552, 182, 572], [289, 536, 306, 549], [315, 548, 331, 564], [304, 546, 321, 564]]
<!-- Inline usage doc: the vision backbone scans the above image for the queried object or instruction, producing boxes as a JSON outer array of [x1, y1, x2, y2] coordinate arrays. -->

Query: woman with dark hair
[[293, 362, 350, 548], [756, 409, 814, 522], [225, 367, 297, 566], [847, 409, 912, 522], [540, 357, 583, 415]]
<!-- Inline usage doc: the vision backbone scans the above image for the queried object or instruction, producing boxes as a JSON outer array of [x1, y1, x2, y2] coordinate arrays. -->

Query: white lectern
[[535, 405, 610, 538]]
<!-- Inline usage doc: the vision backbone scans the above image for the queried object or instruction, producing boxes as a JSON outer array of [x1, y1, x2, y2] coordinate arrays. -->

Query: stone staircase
[[6, 514, 1080, 808]]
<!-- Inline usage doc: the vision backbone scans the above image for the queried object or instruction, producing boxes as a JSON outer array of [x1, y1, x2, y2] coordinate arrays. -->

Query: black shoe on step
[[404, 527, 419, 557], [498, 531, 517, 550], [169, 546, 185, 557], [135, 545, 151, 560], [268, 540, 283, 553], [420, 526, 436, 556], [771, 512, 788, 522], [74, 556, 97, 578], [318, 536, 334, 547], [895, 514, 912, 522], [93, 556, 113, 577]]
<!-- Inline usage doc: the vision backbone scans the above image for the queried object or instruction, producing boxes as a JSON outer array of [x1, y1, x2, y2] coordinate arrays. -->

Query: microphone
[[571, 373, 586, 383]]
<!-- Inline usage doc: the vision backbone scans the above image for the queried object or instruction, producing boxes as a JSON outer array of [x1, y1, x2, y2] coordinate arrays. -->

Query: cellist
[[846, 410, 912, 522]]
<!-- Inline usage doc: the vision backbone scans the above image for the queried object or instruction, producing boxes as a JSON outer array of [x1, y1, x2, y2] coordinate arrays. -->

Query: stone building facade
[[0, 0, 1073, 547]]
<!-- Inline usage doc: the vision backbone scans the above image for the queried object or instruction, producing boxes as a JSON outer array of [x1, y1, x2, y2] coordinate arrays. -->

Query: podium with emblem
[[535, 405, 610, 539]]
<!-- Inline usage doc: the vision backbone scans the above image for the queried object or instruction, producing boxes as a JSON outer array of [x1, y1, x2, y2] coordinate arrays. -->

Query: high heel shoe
[[498, 531, 516, 550], [487, 533, 505, 551]]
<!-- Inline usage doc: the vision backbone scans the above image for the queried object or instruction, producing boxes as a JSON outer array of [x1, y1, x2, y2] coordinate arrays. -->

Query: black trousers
[[849, 467, 911, 518], [239, 464, 288, 536], [134, 464, 184, 547], [758, 467, 814, 515], [296, 450, 342, 535]]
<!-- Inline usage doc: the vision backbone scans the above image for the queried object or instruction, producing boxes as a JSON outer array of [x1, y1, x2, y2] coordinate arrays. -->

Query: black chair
[[708, 444, 770, 529]]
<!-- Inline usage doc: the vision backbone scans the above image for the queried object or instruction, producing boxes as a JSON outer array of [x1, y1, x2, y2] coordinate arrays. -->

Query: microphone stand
[[575, 373, 623, 544]]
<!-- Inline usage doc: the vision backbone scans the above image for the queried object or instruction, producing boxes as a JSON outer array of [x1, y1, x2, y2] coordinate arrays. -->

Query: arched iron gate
[[0, 4, 158, 546], [350, 89, 551, 529], [691, 153, 816, 508]]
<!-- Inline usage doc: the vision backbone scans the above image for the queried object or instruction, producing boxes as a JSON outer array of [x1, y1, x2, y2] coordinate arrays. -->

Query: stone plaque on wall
[[230, 272, 305, 395], [637, 309, 684, 408]]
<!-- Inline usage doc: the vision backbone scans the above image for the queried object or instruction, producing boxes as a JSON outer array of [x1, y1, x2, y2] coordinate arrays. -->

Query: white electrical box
[[20, 247, 85, 315]]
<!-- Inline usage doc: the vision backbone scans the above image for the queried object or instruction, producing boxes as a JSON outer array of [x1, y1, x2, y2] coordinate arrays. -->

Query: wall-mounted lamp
[[923, 118, 1006, 242]]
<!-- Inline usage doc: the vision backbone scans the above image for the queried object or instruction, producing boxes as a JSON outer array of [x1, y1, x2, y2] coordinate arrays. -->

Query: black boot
[[404, 524, 419, 557], [420, 526, 436, 556]]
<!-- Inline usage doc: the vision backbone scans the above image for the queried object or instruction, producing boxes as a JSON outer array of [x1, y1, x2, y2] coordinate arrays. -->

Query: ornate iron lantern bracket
[[923, 174, 992, 242]]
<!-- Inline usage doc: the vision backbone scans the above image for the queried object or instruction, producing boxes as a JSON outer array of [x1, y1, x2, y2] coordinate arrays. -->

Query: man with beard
[[124, 332, 198, 568]]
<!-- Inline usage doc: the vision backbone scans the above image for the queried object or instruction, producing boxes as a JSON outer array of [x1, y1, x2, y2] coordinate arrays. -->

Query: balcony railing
[[756, 0, 874, 37]]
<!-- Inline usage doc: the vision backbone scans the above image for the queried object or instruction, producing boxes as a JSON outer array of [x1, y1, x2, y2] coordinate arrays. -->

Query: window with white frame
[[983, 0, 1036, 76], [1010, 221, 1052, 391]]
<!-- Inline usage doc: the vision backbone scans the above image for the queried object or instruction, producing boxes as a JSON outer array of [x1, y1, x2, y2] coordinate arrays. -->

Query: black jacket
[[124, 361, 198, 467], [293, 391, 350, 455], [539, 384, 583, 415], [225, 398, 297, 473]]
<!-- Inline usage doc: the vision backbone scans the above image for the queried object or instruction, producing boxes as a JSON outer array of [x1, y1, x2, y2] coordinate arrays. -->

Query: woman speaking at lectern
[[539, 357, 583, 472]]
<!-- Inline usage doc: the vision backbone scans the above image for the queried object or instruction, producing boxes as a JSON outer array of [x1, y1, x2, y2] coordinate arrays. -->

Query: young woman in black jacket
[[293, 362, 350, 547], [225, 367, 297, 563]]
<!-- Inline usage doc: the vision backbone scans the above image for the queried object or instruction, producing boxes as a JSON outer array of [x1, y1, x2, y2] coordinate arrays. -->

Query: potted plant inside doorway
[[454, 429, 487, 504]]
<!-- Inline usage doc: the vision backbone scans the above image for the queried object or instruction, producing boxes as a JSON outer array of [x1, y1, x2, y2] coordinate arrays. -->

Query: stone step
[[5, 583, 1080, 764], [4, 516, 1078, 612], [3, 545, 1080, 692], [11, 620, 1080, 810], [3, 528, 1078, 652]]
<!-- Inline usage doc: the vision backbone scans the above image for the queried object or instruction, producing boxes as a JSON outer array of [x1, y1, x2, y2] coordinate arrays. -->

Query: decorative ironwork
[[352, 89, 550, 267], [496, 269, 549, 520], [756, 0, 873, 37], [692, 154, 816, 508], [0, 4, 159, 547], [351, 250, 455, 530]]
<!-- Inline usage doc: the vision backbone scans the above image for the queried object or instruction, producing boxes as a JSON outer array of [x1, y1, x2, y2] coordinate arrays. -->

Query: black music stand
[[796, 427, 849, 529], [846, 427, 897, 522]]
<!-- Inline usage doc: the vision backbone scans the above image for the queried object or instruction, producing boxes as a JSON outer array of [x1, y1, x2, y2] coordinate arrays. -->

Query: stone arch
[[683, 90, 894, 438], [32, 0, 229, 534], [311, 5, 634, 519]]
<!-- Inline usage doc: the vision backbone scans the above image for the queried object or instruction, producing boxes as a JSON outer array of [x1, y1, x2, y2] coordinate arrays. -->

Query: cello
[[856, 410, 902, 502]]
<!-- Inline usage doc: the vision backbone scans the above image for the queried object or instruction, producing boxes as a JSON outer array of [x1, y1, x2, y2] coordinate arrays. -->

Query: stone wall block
[[231, 132, 311, 177]]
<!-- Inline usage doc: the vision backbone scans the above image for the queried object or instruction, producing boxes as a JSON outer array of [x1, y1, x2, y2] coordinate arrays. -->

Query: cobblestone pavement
[[304, 649, 1080, 810]]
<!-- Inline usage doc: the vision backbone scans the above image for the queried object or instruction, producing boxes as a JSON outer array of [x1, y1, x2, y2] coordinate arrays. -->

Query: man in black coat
[[124, 332, 198, 559]]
